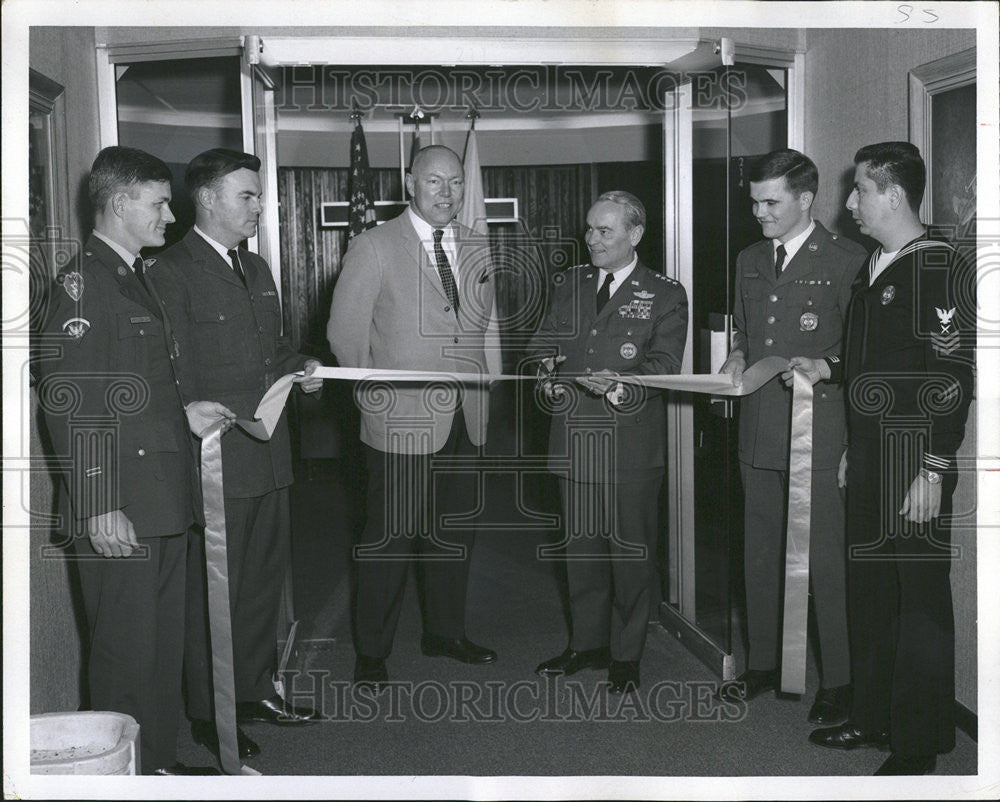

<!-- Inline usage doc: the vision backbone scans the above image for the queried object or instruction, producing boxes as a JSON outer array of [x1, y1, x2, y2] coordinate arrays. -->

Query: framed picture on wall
[[908, 47, 976, 237]]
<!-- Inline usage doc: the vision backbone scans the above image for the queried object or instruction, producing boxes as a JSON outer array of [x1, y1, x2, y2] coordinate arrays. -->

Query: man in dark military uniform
[[810, 142, 973, 776], [718, 150, 866, 725], [530, 191, 688, 694], [153, 149, 322, 761], [38, 146, 230, 775]]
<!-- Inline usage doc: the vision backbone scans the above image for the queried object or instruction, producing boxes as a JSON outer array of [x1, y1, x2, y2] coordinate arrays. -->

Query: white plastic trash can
[[30, 711, 140, 774]]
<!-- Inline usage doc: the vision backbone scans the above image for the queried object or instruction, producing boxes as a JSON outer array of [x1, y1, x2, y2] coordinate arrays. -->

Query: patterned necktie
[[227, 249, 248, 287], [596, 272, 614, 313], [133, 256, 149, 293], [774, 243, 787, 280], [432, 229, 459, 314]]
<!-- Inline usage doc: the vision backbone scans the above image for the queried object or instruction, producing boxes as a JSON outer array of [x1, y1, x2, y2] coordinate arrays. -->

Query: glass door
[[663, 61, 789, 679]]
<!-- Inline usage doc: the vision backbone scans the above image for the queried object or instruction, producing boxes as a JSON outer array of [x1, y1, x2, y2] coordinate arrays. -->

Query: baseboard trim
[[955, 701, 977, 742], [657, 602, 736, 681]]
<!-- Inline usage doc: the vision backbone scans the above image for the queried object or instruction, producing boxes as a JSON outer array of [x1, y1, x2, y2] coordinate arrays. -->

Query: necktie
[[227, 249, 247, 287], [432, 229, 459, 314], [596, 272, 615, 313], [774, 243, 787, 280], [133, 256, 149, 293]]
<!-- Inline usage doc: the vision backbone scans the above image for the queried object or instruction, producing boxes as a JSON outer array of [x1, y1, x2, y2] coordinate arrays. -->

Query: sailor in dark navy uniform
[[529, 191, 687, 694], [809, 142, 973, 776]]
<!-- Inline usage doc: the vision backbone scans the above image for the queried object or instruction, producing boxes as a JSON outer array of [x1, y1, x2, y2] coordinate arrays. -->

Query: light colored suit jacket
[[327, 211, 498, 454]]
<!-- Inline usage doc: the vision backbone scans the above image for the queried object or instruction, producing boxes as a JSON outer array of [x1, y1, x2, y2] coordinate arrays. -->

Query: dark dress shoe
[[151, 762, 222, 775], [191, 717, 261, 760], [421, 634, 497, 664], [236, 695, 318, 726], [718, 668, 776, 701], [607, 660, 640, 694], [808, 684, 851, 724], [874, 753, 936, 775], [809, 721, 890, 750], [354, 654, 388, 687], [535, 647, 611, 676]]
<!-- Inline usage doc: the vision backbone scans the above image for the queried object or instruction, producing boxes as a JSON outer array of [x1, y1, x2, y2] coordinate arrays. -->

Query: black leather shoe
[[354, 654, 388, 688], [151, 762, 222, 775], [809, 721, 890, 750], [607, 660, 640, 695], [235, 695, 317, 726], [874, 753, 936, 775], [535, 647, 611, 676], [191, 718, 260, 760], [421, 634, 497, 664], [718, 668, 776, 701], [808, 684, 852, 724]]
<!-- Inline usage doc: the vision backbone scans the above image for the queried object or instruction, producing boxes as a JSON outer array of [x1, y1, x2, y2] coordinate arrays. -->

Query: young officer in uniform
[[154, 149, 322, 762], [810, 142, 973, 776], [38, 146, 231, 774], [719, 150, 866, 725], [529, 191, 688, 694]]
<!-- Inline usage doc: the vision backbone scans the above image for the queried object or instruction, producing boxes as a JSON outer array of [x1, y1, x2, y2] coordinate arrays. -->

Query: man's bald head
[[411, 145, 463, 177], [406, 146, 465, 227]]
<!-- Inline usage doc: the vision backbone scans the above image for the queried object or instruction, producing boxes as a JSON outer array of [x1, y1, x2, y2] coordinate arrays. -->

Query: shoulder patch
[[57, 271, 85, 301]]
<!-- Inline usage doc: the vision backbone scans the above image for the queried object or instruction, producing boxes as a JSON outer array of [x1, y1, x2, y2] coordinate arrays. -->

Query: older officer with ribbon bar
[[529, 191, 688, 695]]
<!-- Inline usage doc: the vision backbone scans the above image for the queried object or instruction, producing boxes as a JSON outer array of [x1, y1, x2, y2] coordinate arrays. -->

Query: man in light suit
[[154, 149, 322, 762], [718, 150, 866, 724], [328, 145, 500, 685], [529, 191, 688, 694]]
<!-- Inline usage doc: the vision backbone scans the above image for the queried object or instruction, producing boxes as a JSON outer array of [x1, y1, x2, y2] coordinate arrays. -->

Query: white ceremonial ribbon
[[197, 353, 812, 762]]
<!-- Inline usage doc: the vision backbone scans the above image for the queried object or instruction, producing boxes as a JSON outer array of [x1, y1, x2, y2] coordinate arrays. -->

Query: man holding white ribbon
[[529, 191, 688, 695], [718, 150, 866, 724], [809, 142, 974, 776], [155, 149, 322, 763]]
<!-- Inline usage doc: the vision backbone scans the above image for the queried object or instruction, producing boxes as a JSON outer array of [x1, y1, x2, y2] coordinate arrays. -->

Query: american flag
[[348, 119, 377, 240]]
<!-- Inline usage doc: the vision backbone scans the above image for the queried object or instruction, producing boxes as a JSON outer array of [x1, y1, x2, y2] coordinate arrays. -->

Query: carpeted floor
[[174, 451, 978, 781]]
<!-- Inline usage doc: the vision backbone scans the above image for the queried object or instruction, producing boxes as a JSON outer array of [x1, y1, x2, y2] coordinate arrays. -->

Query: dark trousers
[[740, 463, 851, 687], [846, 436, 956, 756], [354, 408, 477, 659], [75, 531, 186, 774], [184, 487, 291, 720], [560, 474, 662, 662]]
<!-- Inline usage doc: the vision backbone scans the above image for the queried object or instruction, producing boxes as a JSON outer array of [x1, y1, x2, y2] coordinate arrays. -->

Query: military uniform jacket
[[327, 212, 497, 454], [528, 261, 688, 483], [37, 235, 198, 537], [153, 229, 307, 498], [836, 236, 974, 469], [731, 222, 866, 470]]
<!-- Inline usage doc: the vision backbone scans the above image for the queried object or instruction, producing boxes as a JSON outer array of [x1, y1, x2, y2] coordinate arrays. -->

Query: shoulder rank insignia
[[62, 317, 90, 340], [932, 306, 959, 355], [59, 271, 84, 301]]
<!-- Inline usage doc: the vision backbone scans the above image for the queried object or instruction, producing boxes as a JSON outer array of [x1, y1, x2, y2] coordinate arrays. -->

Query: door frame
[[661, 47, 804, 680]]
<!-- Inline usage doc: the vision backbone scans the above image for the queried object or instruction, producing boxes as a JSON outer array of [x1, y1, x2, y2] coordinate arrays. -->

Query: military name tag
[[130, 315, 152, 324], [799, 312, 818, 331], [620, 341, 638, 359]]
